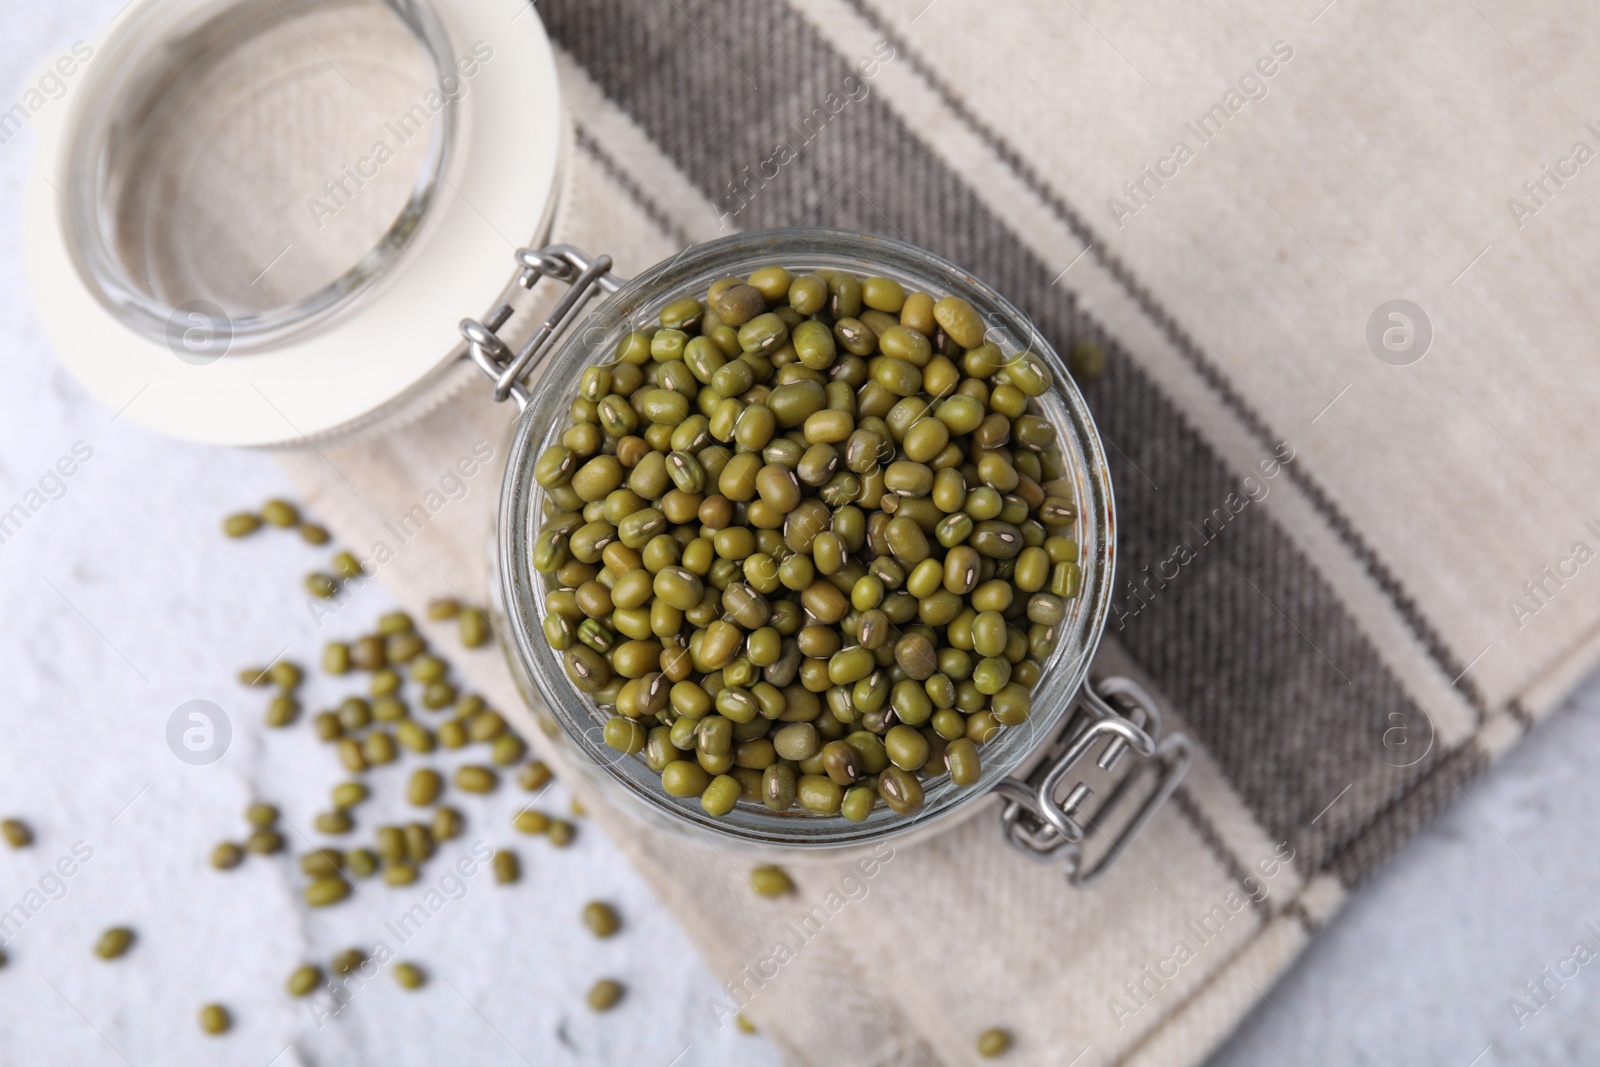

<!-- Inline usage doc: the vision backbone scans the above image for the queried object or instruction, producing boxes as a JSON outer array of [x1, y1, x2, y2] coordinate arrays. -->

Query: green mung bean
[[300, 848, 344, 879], [265, 694, 299, 728], [587, 978, 624, 1012], [582, 901, 621, 938], [94, 927, 134, 960], [223, 512, 261, 538], [288, 965, 324, 997], [315, 811, 353, 835], [362, 731, 398, 766], [432, 806, 464, 841], [323, 641, 352, 675], [513, 809, 550, 835], [408, 769, 443, 806], [198, 1003, 231, 1035], [245, 802, 278, 827], [305, 879, 350, 906], [384, 865, 419, 887], [977, 1028, 1011, 1057], [456, 765, 497, 794], [749, 865, 794, 897], [2, 819, 32, 849], [261, 499, 299, 527], [332, 948, 366, 974], [246, 830, 284, 855], [518, 761, 554, 792]]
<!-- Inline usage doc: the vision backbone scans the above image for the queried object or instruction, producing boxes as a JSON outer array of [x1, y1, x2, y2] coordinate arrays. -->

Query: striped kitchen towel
[[284, 0, 1600, 1062]]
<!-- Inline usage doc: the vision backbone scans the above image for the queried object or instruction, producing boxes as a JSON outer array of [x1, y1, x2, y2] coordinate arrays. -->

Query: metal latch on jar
[[460, 245, 628, 410], [994, 677, 1193, 886], [461, 243, 1195, 888]]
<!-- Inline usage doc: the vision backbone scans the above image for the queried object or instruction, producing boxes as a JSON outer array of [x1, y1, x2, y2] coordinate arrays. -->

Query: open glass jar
[[28, 1, 1188, 885], [470, 229, 1193, 881]]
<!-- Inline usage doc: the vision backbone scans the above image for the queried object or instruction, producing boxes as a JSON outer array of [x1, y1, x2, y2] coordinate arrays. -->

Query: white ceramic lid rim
[[23, 0, 562, 446]]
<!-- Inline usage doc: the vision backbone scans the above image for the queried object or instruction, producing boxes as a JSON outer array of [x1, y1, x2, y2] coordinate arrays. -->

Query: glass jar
[[473, 229, 1192, 880], [28, 1, 1189, 883]]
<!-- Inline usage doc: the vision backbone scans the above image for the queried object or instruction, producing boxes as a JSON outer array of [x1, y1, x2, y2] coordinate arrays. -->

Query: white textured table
[[3, 5, 1595, 1067]]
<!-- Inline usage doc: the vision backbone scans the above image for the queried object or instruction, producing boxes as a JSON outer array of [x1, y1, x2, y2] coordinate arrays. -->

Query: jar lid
[[24, 0, 562, 445]]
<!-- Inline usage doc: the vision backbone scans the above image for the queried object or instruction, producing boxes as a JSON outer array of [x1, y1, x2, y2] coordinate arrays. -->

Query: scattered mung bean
[[518, 761, 553, 792], [305, 879, 351, 907], [223, 512, 261, 538], [305, 573, 338, 599], [94, 927, 134, 960], [211, 842, 244, 870], [332, 948, 366, 975], [198, 1003, 231, 1036], [513, 809, 550, 835], [427, 598, 461, 620], [315, 811, 353, 835], [582, 901, 620, 938], [287, 965, 323, 997], [587, 978, 624, 1012], [456, 765, 497, 794], [245, 803, 278, 827], [261, 499, 299, 527], [459, 608, 490, 648], [432, 806, 464, 841], [246, 830, 284, 855], [408, 769, 443, 807], [977, 1028, 1011, 1057], [749, 865, 793, 897]]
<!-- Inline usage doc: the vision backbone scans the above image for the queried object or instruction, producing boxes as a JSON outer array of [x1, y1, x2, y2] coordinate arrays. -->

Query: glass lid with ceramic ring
[[25, 0, 562, 445]]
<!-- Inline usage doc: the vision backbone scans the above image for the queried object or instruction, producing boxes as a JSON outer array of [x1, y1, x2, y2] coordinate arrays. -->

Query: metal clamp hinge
[[994, 676, 1193, 887], [459, 245, 627, 411]]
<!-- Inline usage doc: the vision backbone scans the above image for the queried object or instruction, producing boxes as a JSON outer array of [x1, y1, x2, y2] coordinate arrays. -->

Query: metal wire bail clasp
[[459, 245, 627, 410], [994, 677, 1193, 887]]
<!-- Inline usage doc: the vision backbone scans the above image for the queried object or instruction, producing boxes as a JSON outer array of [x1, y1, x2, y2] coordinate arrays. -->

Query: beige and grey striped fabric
[[284, 1, 1600, 1062]]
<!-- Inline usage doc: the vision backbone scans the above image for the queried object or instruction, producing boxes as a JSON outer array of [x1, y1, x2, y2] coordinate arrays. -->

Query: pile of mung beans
[[532, 265, 1080, 822]]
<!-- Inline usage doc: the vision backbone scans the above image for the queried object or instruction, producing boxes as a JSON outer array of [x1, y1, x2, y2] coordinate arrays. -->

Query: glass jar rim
[[497, 227, 1118, 851]]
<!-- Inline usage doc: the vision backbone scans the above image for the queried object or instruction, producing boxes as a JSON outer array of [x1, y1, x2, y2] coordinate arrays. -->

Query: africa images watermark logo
[[1365, 300, 1432, 366], [166, 700, 231, 765]]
